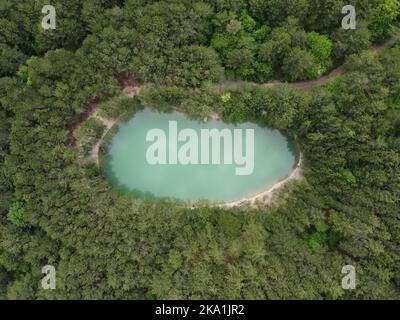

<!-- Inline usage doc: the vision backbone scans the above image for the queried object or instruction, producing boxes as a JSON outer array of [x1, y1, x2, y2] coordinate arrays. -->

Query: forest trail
[[89, 109, 124, 166], [217, 30, 400, 92], [85, 86, 141, 166], [73, 31, 400, 169]]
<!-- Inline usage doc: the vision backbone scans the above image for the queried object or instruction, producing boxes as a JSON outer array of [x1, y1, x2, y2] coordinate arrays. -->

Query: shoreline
[[96, 107, 304, 209], [216, 153, 304, 208], [90, 109, 125, 166], [69, 30, 399, 208]]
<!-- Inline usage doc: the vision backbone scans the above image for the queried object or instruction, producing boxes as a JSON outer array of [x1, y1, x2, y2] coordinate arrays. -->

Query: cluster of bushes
[[73, 118, 105, 160], [211, 14, 334, 82]]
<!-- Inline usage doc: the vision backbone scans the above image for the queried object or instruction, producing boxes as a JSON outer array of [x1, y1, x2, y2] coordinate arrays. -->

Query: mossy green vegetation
[[7, 201, 29, 228], [0, 0, 399, 300]]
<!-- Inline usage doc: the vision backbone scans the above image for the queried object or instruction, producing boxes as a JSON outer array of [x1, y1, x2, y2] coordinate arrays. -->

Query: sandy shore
[[204, 112, 305, 208], [86, 104, 305, 207], [90, 109, 124, 166], [217, 153, 305, 208], [88, 86, 141, 166]]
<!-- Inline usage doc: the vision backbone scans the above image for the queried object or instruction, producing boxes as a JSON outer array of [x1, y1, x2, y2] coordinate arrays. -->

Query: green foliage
[[73, 118, 105, 159], [220, 92, 231, 103], [226, 19, 242, 34], [217, 212, 243, 238], [180, 92, 216, 120], [98, 95, 140, 119], [306, 221, 341, 252], [369, 0, 400, 41], [282, 48, 316, 81], [78, 118, 104, 139], [332, 23, 372, 61], [249, 0, 310, 27], [7, 202, 28, 228], [0, 44, 26, 77], [210, 1, 399, 83], [171, 45, 225, 87], [139, 86, 217, 120], [240, 11, 256, 32], [255, 18, 333, 81], [1, 0, 400, 300], [138, 86, 188, 112], [218, 84, 308, 129], [307, 32, 333, 74], [211, 11, 275, 82], [340, 169, 357, 186], [145, 290, 158, 300]]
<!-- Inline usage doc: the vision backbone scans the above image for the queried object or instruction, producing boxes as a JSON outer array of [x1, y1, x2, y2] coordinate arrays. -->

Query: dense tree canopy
[[0, 0, 399, 299]]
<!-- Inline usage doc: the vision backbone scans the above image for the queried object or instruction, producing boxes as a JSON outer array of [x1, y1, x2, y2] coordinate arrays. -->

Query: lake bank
[[216, 152, 304, 208], [103, 109, 297, 203]]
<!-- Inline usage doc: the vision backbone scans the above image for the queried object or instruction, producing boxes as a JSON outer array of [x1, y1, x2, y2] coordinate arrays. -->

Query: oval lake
[[104, 109, 296, 203]]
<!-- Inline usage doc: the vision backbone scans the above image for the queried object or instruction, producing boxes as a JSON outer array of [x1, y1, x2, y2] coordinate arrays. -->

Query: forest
[[0, 0, 400, 299]]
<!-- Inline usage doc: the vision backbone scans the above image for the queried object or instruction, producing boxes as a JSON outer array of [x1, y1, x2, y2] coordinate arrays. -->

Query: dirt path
[[73, 30, 400, 140], [79, 86, 141, 166], [212, 32, 399, 207], [89, 109, 125, 166], [217, 30, 400, 92], [72, 31, 399, 205]]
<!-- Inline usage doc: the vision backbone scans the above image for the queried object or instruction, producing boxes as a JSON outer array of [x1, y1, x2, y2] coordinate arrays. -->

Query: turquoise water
[[104, 109, 296, 202]]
